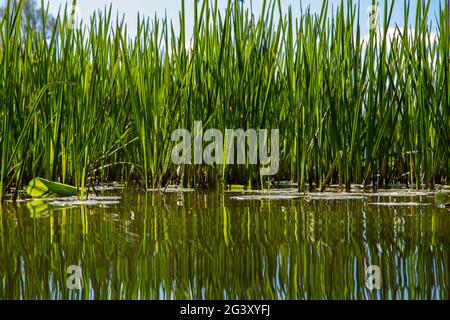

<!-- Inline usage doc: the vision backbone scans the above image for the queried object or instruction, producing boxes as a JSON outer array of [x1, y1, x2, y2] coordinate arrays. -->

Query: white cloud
[[361, 27, 439, 48]]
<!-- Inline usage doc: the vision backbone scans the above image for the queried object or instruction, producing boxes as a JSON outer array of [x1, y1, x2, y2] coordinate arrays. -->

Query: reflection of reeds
[[1, 194, 449, 299], [0, 0, 449, 200]]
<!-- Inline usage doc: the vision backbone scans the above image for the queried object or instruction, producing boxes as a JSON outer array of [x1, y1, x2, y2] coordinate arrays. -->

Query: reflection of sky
[[42, 0, 446, 38]]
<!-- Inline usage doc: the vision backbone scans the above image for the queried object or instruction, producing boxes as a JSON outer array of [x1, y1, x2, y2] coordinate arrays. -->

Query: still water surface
[[1, 189, 449, 300]]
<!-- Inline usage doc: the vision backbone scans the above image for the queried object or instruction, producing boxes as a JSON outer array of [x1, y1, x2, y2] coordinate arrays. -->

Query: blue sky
[[12, 1, 450, 37]]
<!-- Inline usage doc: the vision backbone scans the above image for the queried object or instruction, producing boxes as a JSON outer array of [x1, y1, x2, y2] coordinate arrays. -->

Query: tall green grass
[[0, 0, 449, 200]]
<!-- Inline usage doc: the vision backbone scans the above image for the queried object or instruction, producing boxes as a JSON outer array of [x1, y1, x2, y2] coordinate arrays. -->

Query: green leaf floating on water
[[229, 184, 246, 191], [26, 178, 79, 198]]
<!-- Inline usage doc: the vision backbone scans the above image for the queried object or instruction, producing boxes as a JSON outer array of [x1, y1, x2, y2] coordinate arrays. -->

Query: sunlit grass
[[0, 0, 449, 200]]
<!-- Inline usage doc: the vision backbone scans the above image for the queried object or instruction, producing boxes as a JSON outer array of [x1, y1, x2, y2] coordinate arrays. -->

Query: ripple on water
[[15, 196, 121, 208]]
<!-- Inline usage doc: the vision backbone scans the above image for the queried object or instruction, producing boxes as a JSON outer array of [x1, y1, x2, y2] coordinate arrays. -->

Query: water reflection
[[0, 192, 449, 300]]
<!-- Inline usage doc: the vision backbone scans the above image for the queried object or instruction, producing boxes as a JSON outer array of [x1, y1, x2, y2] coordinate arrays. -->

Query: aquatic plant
[[26, 177, 78, 198], [0, 0, 449, 200]]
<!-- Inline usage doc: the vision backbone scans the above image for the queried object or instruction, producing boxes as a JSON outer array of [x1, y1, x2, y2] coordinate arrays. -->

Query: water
[[0, 189, 449, 300]]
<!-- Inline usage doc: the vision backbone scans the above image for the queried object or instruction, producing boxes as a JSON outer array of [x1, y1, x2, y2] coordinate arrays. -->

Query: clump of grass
[[0, 0, 449, 200]]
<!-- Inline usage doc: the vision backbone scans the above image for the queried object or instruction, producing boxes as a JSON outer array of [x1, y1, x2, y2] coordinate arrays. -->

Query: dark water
[[1, 190, 449, 300]]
